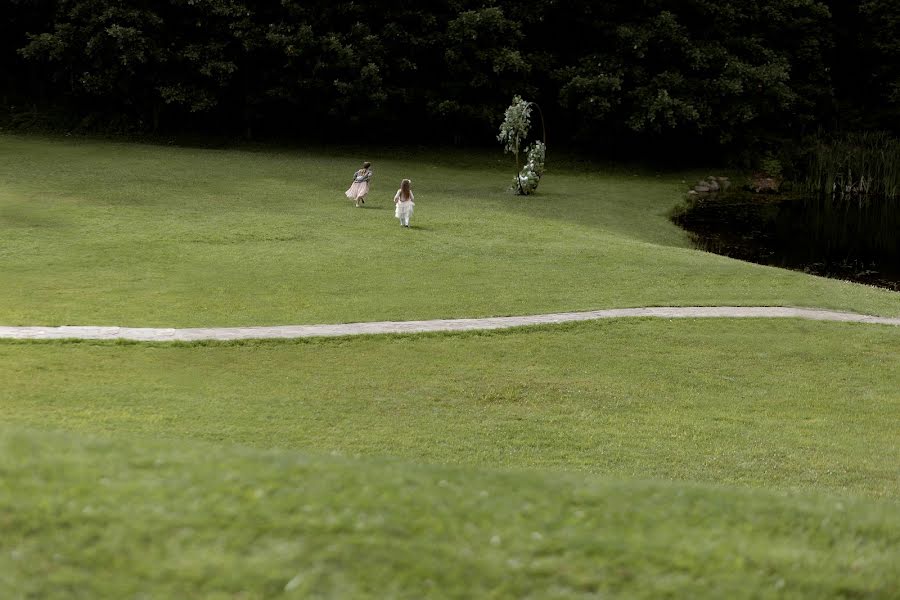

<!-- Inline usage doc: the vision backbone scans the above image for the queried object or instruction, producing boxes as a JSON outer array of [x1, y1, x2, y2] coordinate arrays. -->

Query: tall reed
[[805, 132, 900, 204]]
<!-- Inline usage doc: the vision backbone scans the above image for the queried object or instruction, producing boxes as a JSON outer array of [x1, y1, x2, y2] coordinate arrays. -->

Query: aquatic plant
[[805, 131, 900, 203]]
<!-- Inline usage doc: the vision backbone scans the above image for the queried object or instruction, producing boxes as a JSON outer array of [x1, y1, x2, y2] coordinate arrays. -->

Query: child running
[[345, 161, 372, 207], [393, 178, 415, 228]]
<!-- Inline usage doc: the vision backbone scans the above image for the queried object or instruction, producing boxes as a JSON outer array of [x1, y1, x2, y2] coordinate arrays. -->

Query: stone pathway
[[0, 307, 898, 342]]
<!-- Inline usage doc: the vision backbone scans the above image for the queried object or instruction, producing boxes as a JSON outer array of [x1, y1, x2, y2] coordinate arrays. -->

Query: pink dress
[[345, 169, 371, 201]]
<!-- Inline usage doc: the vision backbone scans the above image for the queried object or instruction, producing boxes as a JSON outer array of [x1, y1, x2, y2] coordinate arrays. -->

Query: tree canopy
[[3, 0, 897, 157]]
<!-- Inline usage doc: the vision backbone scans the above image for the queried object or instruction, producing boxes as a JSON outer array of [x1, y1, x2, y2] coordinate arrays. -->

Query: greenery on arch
[[497, 95, 546, 195]]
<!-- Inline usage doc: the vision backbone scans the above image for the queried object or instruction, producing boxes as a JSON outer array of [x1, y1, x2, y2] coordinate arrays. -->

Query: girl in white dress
[[345, 161, 372, 207], [393, 178, 415, 227]]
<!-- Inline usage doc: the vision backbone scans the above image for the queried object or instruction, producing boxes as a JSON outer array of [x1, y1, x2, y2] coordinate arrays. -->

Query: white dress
[[394, 190, 415, 219]]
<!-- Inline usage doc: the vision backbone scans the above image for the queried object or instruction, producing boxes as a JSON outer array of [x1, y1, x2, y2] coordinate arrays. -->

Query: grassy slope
[[4, 319, 898, 498], [2, 427, 898, 599], [1, 134, 898, 327], [3, 135, 898, 598]]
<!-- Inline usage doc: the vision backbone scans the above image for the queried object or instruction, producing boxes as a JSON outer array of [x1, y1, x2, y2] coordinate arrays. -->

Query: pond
[[672, 191, 900, 291]]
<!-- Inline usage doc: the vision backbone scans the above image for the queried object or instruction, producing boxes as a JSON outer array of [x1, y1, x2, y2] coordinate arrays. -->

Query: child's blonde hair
[[400, 178, 412, 200]]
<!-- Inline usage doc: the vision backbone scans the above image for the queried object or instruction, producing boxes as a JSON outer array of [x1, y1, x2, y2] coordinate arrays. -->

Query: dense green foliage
[[3, 1, 898, 154]]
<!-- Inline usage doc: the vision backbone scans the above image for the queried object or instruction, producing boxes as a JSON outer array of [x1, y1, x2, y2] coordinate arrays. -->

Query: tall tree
[[860, 0, 900, 129], [554, 0, 832, 152], [6, 0, 897, 150]]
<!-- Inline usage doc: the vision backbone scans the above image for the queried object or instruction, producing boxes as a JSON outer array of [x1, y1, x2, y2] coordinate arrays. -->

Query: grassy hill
[[3, 318, 898, 499], [1, 134, 898, 327], [3, 427, 898, 599], [1, 135, 898, 598]]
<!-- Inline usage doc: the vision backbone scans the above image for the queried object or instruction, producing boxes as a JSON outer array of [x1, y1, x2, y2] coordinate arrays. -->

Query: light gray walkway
[[0, 307, 898, 342]]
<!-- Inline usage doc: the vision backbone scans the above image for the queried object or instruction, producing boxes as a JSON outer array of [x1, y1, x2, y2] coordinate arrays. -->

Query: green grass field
[[1, 135, 898, 598], [3, 319, 899, 497], [1, 134, 898, 327], [3, 427, 898, 599]]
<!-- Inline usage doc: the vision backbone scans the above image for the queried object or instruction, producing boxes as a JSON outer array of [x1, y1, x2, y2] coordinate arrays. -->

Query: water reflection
[[673, 192, 900, 291]]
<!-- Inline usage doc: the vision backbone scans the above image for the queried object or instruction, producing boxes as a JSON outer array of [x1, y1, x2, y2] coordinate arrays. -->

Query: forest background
[[3, 0, 898, 166]]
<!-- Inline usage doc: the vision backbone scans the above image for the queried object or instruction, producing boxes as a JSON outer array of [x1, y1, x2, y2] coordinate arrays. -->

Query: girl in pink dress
[[345, 161, 372, 207]]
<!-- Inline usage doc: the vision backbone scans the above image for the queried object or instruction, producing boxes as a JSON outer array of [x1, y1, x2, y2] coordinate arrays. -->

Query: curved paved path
[[1, 307, 898, 342]]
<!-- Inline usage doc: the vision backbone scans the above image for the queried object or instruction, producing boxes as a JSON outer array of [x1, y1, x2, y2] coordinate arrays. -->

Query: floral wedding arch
[[497, 95, 546, 195]]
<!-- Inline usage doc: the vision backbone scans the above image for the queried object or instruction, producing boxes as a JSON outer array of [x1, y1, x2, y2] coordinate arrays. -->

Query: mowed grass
[[4, 319, 898, 498], [2, 426, 898, 599], [3, 134, 899, 598], [1, 134, 899, 327]]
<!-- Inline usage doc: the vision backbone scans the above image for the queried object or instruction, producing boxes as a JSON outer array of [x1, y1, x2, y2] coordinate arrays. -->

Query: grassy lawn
[[2, 426, 898, 599], [1, 134, 899, 327], [3, 319, 898, 498], [2, 134, 899, 598]]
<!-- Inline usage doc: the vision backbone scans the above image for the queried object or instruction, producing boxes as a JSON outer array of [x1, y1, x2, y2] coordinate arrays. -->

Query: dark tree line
[[2, 0, 898, 158]]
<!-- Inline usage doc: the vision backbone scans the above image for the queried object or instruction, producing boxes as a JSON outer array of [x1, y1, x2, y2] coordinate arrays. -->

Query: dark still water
[[673, 193, 900, 291]]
